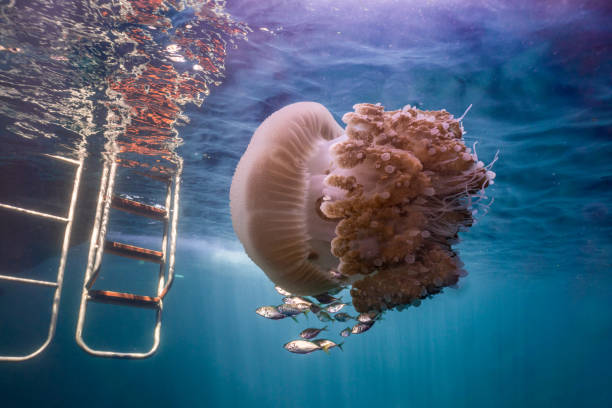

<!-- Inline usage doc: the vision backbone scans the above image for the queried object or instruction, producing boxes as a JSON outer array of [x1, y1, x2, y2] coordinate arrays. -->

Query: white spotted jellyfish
[[230, 102, 496, 313]]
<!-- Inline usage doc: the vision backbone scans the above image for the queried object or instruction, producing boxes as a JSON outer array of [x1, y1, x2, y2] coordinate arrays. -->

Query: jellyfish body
[[230, 102, 344, 295], [230, 102, 495, 312]]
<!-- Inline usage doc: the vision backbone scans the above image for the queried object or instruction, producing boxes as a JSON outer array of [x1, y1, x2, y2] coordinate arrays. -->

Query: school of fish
[[255, 285, 384, 354]]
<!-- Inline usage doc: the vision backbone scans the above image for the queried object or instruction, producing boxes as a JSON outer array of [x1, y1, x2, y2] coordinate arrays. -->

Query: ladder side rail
[[0, 157, 84, 361], [75, 306, 162, 359], [89, 159, 118, 285], [81, 162, 111, 290], [75, 160, 112, 351], [155, 178, 172, 297], [75, 157, 164, 359], [158, 159, 182, 300]]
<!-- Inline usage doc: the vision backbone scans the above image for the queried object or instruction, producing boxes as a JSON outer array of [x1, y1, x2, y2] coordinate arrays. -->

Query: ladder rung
[[0, 202, 68, 222], [134, 170, 173, 183], [104, 241, 163, 263], [114, 158, 174, 182], [0, 274, 58, 288], [41, 153, 80, 166], [111, 196, 167, 220], [88, 290, 160, 308]]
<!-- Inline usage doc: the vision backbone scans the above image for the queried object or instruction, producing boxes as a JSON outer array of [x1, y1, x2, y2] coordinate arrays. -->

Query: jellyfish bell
[[230, 102, 345, 295], [230, 101, 495, 313]]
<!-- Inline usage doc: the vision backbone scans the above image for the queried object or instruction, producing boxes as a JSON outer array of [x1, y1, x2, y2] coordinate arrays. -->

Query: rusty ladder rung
[[88, 290, 160, 309], [104, 240, 163, 264], [136, 171, 173, 183], [115, 158, 175, 183], [111, 195, 167, 220]]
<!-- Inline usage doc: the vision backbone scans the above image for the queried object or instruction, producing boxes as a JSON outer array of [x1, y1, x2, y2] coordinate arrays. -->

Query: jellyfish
[[230, 102, 495, 313]]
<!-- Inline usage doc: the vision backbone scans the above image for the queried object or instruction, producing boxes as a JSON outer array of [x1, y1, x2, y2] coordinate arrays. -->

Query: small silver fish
[[334, 312, 352, 322], [313, 293, 339, 304], [309, 304, 322, 314], [351, 321, 375, 334], [274, 286, 292, 296], [295, 303, 311, 312], [326, 302, 346, 313], [283, 340, 321, 354], [357, 311, 380, 323], [312, 339, 344, 352], [255, 306, 287, 320], [277, 303, 307, 316], [300, 326, 327, 339], [340, 327, 351, 337], [283, 296, 313, 306], [315, 311, 334, 322]]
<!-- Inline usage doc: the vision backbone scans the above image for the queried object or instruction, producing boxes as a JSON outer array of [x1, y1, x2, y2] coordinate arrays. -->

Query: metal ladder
[[75, 152, 181, 359], [0, 153, 84, 362]]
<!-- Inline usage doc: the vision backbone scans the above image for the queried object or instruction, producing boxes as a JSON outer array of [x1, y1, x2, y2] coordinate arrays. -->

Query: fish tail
[[322, 325, 328, 332], [338, 342, 344, 351]]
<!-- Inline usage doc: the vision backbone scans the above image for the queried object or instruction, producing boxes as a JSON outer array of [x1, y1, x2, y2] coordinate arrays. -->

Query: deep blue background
[[1, 0, 611, 407]]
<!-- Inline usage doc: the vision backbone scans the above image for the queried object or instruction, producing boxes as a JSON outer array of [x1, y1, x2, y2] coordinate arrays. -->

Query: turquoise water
[[1, 0, 611, 407]]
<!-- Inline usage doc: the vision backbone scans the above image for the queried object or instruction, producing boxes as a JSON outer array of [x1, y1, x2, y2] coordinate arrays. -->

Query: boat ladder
[[0, 153, 84, 362], [75, 154, 181, 359]]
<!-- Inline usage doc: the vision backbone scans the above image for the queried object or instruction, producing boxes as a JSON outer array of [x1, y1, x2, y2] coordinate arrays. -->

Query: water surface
[[1, 1, 611, 407]]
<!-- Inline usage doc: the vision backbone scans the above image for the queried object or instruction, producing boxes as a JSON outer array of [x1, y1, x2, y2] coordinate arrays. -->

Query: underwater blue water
[[1, 0, 611, 407]]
